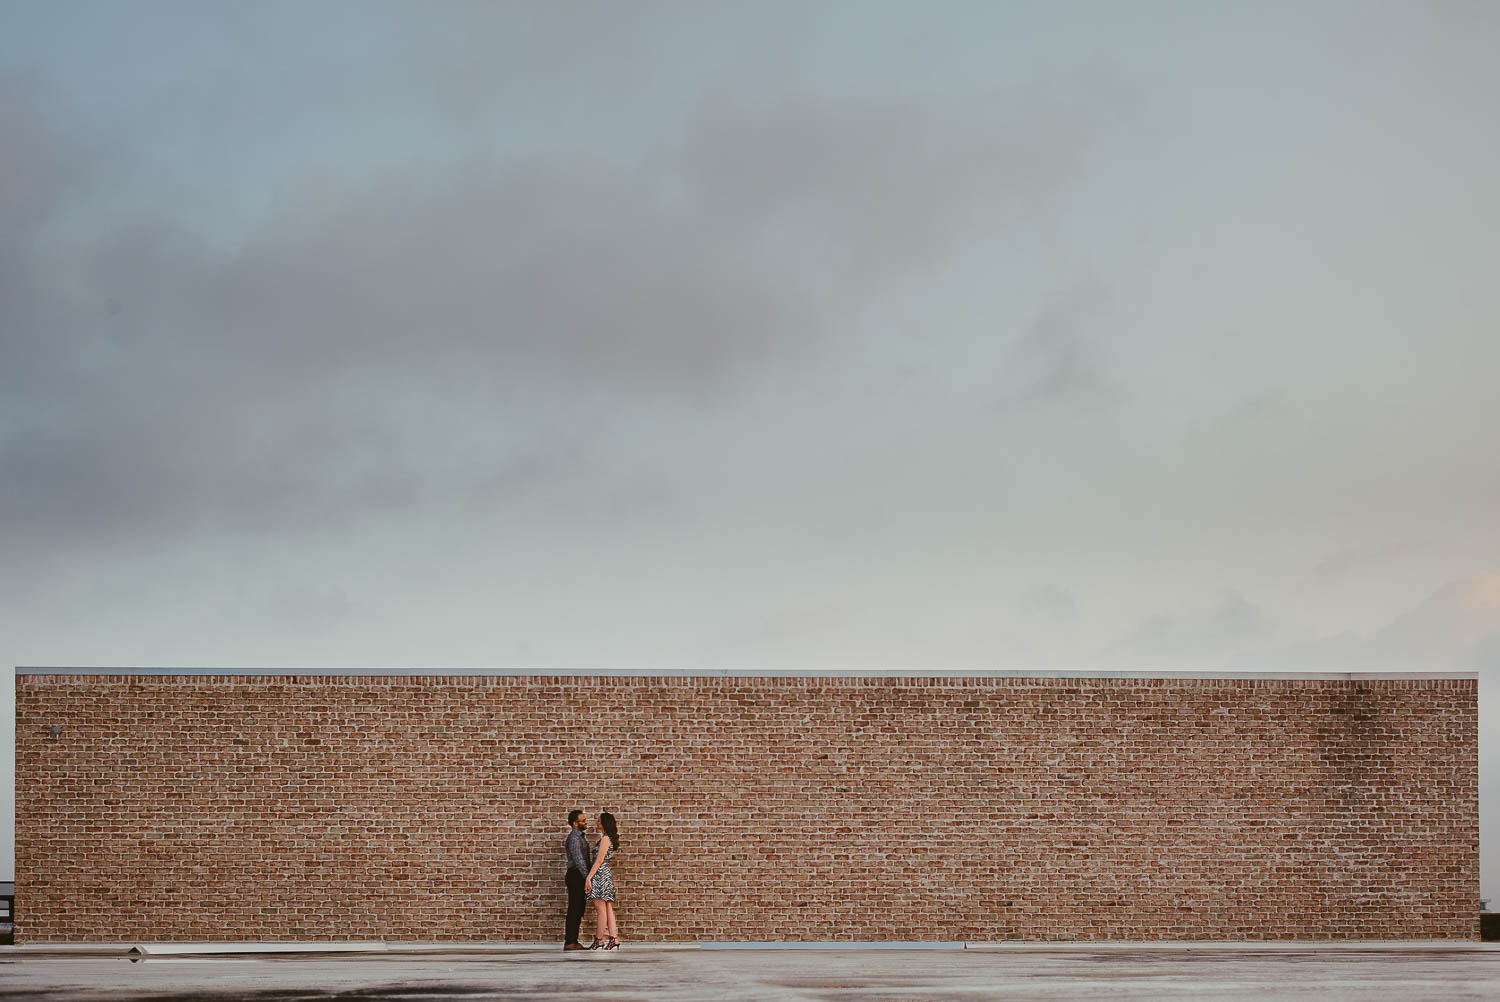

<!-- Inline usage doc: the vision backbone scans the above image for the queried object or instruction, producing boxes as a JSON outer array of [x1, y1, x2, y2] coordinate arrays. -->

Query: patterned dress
[[586, 842, 617, 903]]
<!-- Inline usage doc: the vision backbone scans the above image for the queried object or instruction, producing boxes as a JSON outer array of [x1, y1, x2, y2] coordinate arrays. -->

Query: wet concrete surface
[[1, 946, 1498, 1001]]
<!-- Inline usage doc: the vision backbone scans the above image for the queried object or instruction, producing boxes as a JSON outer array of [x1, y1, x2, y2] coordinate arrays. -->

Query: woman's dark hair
[[599, 812, 620, 850]]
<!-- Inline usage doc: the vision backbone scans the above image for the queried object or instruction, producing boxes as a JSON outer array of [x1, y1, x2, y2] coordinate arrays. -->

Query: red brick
[[12, 674, 1478, 942]]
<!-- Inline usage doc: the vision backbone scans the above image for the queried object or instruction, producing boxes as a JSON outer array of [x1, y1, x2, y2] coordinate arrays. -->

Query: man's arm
[[566, 830, 589, 872]]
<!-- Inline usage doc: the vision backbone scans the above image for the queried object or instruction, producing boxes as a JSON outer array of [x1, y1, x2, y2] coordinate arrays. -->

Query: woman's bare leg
[[605, 901, 618, 941], [592, 900, 608, 942]]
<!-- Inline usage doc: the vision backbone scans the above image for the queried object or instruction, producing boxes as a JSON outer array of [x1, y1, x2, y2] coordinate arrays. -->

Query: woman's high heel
[[604, 937, 619, 950]]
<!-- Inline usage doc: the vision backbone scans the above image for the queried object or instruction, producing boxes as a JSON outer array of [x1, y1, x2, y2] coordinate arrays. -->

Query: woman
[[584, 811, 621, 950]]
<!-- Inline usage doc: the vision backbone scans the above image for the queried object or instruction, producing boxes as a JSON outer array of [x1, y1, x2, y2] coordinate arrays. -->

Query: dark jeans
[[565, 867, 586, 943]]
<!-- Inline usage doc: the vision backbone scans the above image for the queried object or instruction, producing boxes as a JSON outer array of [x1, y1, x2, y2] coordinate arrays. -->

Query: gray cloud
[[0, 69, 103, 236], [0, 67, 1109, 567], [1312, 539, 1426, 583], [1007, 282, 1121, 408], [1098, 592, 1280, 668], [1019, 583, 1076, 620], [1221, 573, 1500, 670], [1098, 574, 1500, 672]]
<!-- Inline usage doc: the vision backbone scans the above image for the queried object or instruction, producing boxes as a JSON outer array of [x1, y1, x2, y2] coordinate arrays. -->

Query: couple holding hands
[[562, 809, 621, 951]]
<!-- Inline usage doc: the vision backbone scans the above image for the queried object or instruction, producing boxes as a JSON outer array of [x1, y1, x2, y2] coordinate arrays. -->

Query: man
[[563, 809, 593, 950]]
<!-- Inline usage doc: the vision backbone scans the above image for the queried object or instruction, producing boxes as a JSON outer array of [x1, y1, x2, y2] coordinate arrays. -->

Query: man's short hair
[[569, 809, 583, 826]]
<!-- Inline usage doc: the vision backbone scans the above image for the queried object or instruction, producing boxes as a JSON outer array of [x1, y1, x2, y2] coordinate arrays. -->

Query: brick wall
[[14, 673, 1478, 942]]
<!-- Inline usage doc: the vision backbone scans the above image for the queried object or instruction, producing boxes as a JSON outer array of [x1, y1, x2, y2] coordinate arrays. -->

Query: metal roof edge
[[12, 666, 1481, 680]]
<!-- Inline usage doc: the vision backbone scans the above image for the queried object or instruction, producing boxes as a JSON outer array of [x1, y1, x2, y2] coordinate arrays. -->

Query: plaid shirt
[[565, 827, 593, 874]]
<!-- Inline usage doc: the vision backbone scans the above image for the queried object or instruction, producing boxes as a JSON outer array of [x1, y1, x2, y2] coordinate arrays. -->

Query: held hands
[[585, 878, 593, 894]]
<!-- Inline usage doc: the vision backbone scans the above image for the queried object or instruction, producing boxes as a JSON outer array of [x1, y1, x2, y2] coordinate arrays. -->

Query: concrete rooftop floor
[[1, 944, 1498, 1001]]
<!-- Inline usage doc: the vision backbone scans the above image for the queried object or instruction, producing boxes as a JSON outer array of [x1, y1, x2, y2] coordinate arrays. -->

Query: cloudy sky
[[2, 1, 1496, 900]]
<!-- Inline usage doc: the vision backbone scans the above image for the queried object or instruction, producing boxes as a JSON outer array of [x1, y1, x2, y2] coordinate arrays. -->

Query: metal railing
[[0, 882, 13, 946]]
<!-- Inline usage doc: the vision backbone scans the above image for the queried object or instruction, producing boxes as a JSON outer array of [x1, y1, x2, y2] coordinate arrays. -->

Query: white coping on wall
[[13, 666, 1477, 679]]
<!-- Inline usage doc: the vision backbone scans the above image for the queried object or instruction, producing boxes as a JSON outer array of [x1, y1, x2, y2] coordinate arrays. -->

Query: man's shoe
[[563, 942, 586, 951]]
